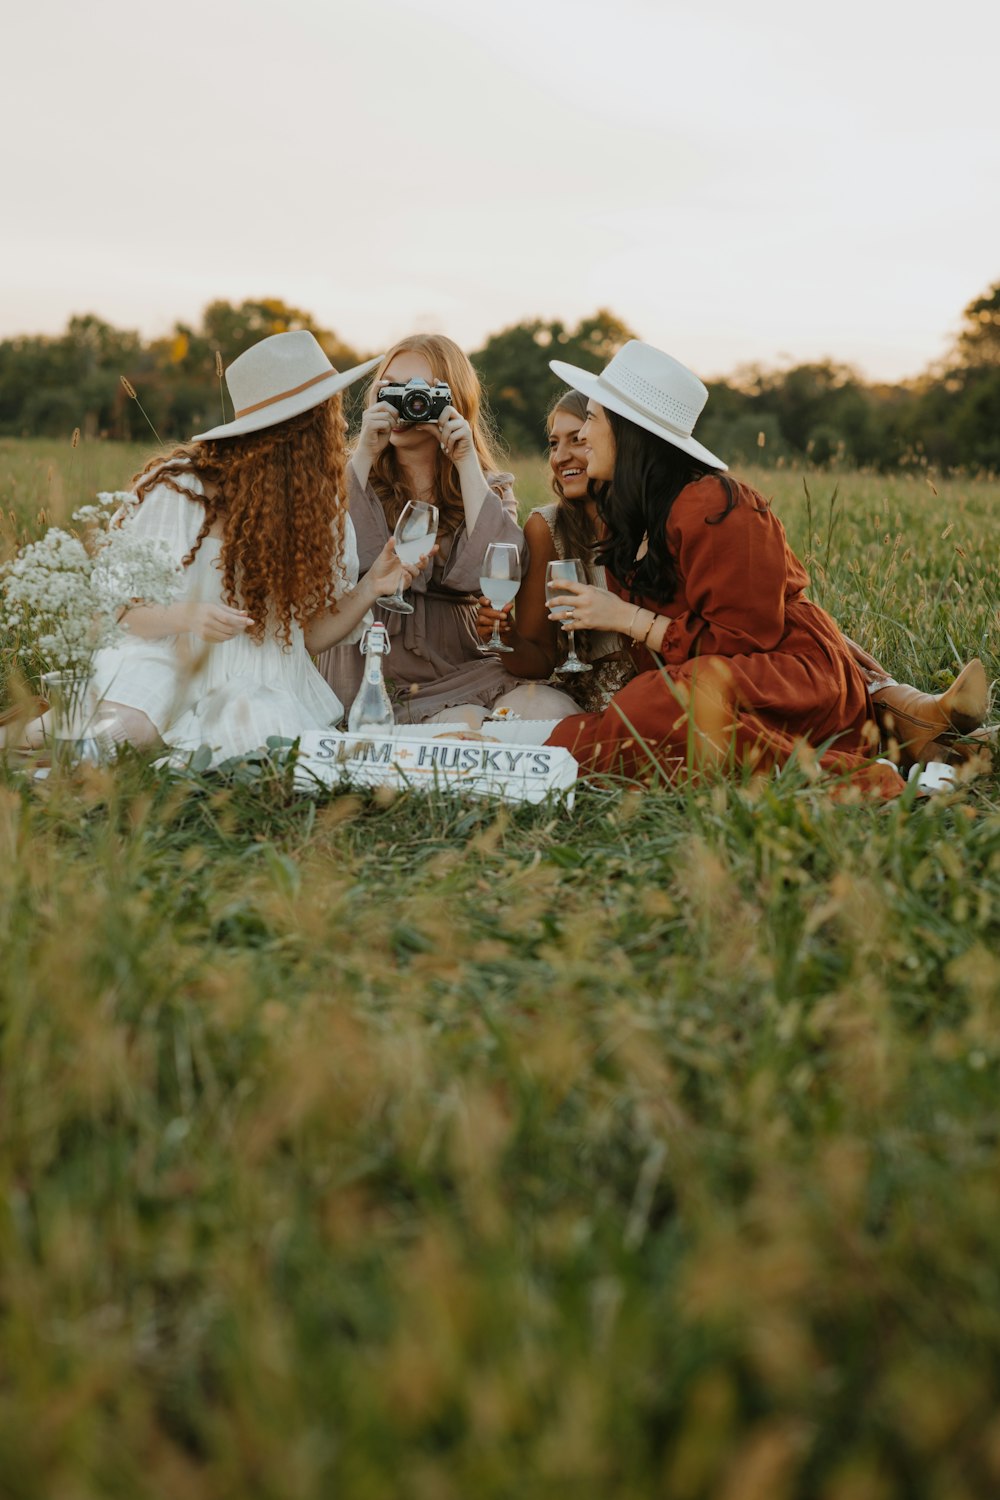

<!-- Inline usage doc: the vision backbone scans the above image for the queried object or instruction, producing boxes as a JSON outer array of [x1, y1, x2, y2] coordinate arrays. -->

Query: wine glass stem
[[567, 628, 578, 660]]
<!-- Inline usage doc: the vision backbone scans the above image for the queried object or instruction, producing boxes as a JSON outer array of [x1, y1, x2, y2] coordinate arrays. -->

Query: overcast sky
[[3, 0, 997, 381]]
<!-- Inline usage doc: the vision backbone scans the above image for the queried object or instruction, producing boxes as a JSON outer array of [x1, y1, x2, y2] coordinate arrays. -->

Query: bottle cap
[[361, 622, 390, 655]]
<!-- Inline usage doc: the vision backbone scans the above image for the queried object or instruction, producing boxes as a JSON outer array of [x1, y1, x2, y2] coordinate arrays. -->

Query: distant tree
[[943, 280, 1000, 469], [893, 278, 1000, 471], [698, 389, 788, 467], [197, 299, 363, 371], [952, 369, 1000, 467], [719, 360, 892, 468], [129, 301, 362, 433], [698, 379, 760, 466], [752, 362, 854, 452], [471, 319, 556, 453], [2, 287, 997, 466], [0, 299, 367, 442], [63, 315, 146, 439], [956, 281, 1000, 368], [562, 309, 636, 367], [0, 337, 52, 434], [0, 315, 145, 439], [133, 300, 366, 439], [473, 309, 637, 453]]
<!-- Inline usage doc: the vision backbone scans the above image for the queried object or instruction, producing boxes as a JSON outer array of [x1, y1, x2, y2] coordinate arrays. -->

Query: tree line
[[1, 285, 998, 471]]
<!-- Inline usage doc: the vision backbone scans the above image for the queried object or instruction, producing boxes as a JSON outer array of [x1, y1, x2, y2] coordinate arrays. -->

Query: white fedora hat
[[550, 340, 726, 471], [191, 330, 383, 442]]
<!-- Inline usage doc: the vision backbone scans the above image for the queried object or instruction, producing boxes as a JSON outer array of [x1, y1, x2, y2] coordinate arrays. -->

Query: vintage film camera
[[378, 376, 452, 424]]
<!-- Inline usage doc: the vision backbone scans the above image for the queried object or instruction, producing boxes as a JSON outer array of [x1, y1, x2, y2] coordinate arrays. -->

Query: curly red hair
[[130, 398, 348, 645]]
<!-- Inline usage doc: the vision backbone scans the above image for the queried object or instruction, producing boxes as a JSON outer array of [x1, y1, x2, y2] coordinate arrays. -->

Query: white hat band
[[596, 372, 697, 440]]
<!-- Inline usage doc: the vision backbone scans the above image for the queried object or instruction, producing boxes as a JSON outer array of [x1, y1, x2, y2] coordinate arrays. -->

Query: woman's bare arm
[[304, 539, 430, 653], [477, 512, 561, 678]]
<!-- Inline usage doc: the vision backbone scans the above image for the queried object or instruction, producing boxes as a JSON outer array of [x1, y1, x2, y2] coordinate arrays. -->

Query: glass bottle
[[347, 623, 395, 734]]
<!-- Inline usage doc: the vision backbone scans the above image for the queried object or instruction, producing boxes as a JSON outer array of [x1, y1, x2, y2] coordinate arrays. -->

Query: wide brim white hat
[[550, 340, 726, 471], [191, 329, 382, 442]]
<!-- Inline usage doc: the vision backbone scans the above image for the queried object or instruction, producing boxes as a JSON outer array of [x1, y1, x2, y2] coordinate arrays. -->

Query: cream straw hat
[[191, 330, 382, 442], [550, 340, 726, 471]]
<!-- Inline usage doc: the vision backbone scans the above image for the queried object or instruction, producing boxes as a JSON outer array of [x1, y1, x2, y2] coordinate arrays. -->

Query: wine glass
[[378, 500, 439, 614], [478, 542, 521, 654], [546, 558, 592, 674]]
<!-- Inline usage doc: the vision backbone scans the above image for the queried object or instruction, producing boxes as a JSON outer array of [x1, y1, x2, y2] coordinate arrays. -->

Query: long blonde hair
[[364, 334, 505, 534]]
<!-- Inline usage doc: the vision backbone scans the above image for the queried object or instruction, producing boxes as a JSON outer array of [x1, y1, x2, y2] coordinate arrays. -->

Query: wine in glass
[[546, 558, 592, 674], [478, 542, 521, 654], [378, 500, 439, 614]]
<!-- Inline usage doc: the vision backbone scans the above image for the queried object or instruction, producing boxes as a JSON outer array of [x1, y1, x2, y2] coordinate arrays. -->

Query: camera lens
[[401, 391, 430, 420]]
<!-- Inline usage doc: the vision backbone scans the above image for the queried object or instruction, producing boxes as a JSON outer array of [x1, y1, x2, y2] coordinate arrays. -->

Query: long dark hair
[[595, 408, 736, 605]]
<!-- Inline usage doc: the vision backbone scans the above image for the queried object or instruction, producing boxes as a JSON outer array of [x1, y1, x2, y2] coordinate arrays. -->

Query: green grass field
[[2, 438, 1000, 1498]]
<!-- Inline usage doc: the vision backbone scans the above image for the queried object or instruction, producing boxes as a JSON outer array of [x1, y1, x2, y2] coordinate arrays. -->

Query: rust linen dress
[[315, 465, 526, 723], [546, 477, 905, 798]]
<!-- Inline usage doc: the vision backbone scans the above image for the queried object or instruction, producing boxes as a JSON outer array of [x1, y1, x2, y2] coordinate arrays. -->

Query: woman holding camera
[[316, 333, 575, 726]]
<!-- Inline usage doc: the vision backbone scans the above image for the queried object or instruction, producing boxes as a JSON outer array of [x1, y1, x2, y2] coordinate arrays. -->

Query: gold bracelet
[[639, 611, 658, 646], [627, 605, 643, 639]]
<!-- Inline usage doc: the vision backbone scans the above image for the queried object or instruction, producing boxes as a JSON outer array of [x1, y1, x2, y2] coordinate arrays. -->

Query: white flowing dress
[[89, 474, 367, 761]]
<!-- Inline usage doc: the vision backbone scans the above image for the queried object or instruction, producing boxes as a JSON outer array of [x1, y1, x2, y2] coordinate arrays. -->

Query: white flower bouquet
[[2, 491, 181, 745]]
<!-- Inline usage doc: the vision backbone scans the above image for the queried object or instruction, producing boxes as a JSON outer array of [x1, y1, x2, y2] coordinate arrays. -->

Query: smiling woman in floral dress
[[476, 387, 635, 713]]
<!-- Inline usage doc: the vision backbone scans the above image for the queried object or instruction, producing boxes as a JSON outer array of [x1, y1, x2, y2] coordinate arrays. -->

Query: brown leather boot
[[871, 659, 989, 768]]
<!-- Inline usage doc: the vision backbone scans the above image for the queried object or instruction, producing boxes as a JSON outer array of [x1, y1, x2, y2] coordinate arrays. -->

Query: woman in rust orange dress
[[541, 341, 909, 796]]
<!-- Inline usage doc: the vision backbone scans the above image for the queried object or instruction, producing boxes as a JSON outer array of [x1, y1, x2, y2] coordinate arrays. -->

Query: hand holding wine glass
[[478, 542, 521, 654], [378, 500, 439, 614], [545, 558, 592, 674]]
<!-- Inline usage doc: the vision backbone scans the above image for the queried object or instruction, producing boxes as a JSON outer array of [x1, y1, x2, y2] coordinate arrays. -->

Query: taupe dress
[[316, 466, 527, 724], [533, 502, 636, 714]]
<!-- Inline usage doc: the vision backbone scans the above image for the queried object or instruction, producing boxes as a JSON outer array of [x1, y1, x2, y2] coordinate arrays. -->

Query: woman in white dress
[[87, 330, 424, 761]]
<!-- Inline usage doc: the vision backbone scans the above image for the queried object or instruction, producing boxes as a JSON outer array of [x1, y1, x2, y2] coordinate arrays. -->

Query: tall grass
[[1, 440, 999, 1498]]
